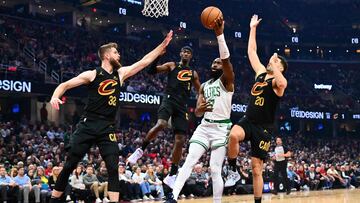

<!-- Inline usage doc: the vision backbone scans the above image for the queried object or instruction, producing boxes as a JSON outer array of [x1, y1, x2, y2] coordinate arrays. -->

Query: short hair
[[181, 46, 193, 54], [277, 55, 288, 74], [98, 42, 118, 60]]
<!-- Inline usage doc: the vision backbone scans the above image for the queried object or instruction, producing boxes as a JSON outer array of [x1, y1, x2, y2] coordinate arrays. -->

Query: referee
[[272, 137, 291, 195]]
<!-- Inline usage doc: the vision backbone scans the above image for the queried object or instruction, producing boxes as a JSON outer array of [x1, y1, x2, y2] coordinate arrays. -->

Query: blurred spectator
[[83, 165, 109, 203], [14, 167, 40, 203], [144, 165, 164, 199], [0, 165, 18, 202]]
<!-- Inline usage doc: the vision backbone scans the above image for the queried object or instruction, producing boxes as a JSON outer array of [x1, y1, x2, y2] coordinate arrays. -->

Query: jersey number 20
[[255, 96, 264, 106]]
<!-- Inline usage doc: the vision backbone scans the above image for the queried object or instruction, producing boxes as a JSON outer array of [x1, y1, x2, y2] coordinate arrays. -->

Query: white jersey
[[202, 78, 233, 121]]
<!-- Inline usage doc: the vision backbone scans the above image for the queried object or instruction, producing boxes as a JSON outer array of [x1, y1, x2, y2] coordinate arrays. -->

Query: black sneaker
[[165, 199, 177, 203], [165, 192, 174, 200], [49, 197, 64, 203], [165, 192, 177, 202], [286, 189, 291, 195], [271, 190, 278, 195]]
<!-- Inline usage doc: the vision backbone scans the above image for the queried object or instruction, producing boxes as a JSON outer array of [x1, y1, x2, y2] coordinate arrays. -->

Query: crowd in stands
[[1, 14, 359, 112], [0, 11, 359, 202], [0, 117, 359, 202]]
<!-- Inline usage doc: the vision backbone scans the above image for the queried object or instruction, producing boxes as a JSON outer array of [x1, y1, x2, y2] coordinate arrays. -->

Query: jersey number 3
[[255, 96, 264, 106], [108, 95, 117, 106]]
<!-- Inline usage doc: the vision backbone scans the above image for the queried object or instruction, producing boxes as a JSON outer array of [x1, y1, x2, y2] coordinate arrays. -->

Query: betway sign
[[0, 80, 31, 93], [314, 84, 332, 90], [119, 92, 161, 105]]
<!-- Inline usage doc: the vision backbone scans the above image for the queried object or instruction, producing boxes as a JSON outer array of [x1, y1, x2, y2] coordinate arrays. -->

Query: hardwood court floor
[[173, 189, 360, 203]]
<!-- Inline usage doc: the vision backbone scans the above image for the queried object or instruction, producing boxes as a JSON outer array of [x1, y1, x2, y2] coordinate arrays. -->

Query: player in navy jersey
[[49, 31, 173, 203], [226, 15, 288, 203], [127, 45, 201, 188]]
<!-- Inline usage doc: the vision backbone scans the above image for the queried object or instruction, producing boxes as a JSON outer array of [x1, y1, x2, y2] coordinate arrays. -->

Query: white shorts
[[189, 119, 232, 150]]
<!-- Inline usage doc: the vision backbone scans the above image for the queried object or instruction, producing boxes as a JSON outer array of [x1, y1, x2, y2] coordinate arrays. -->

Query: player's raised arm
[[118, 30, 173, 83], [192, 70, 201, 93], [50, 70, 96, 110], [214, 17, 234, 92], [147, 58, 175, 74], [248, 15, 266, 77]]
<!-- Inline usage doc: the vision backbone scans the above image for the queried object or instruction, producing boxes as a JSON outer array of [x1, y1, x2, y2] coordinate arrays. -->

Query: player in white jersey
[[165, 17, 234, 203]]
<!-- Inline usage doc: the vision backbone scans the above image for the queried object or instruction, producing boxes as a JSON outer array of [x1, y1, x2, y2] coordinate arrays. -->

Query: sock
[[255, 197, 262, 203], [228, 158, 237, 172], [170, 163, 179, 176], [141, 140, 150, 151], [211, 147, 227, 203]]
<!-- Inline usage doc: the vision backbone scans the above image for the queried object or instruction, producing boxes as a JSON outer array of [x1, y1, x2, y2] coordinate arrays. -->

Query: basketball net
[[142, 0, 169, 18]]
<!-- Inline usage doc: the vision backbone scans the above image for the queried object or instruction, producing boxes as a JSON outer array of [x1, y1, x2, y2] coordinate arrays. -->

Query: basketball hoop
[[142, 0, 169, 18]]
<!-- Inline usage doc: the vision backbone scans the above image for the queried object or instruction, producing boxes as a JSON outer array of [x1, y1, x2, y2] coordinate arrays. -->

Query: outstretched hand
[[159, 30, 173, 55], [50, 97, 63, 110], [213, 16, 224, 36], [161, 30, 173, 47], [250, 14, 262, 28]]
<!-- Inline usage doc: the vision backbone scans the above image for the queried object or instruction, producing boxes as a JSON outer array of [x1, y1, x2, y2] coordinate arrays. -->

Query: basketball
[[200, 6, 223, 29]]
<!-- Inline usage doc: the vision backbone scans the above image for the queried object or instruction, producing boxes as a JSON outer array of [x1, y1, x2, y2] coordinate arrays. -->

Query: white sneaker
[[128, 148, 144, 164], [66, 195, 71, 201], [164, 174, 177, 189], [103, 197, 110, 203], [96, 198, 102, 203], [224, 170, 240, 187], [149, 195, 155, 200], [143, 195, 149, 200]]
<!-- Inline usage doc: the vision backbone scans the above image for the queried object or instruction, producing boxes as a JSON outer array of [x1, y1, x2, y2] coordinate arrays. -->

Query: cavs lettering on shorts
[[259, 140, 270, 151], [108, 133, 117, 142]]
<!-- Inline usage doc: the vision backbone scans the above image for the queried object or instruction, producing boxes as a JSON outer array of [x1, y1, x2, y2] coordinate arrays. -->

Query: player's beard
[[110, 58, 122, 71], [210, 69, 223, 80]]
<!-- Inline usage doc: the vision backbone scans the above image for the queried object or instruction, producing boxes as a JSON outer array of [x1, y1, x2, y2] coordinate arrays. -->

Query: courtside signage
[[290, 109, 324, 119], [0, 80, 31, 93], [119, 92, 160, 105]]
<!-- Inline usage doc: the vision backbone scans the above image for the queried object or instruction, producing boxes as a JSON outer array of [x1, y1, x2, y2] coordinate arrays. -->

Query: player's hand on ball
[[50, 97, 63, 110], [198, 98, 213, 113], [250, 14, 262, 28], [213, 16, 224, 36]]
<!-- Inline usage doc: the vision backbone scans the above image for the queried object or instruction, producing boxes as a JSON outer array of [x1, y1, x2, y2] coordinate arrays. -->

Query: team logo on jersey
[[251, 82, 268, 96], [177, 70, 192, 81], [98, 79, 118, 96]]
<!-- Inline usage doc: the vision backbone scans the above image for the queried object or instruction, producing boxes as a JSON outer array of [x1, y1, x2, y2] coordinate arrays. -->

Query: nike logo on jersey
[[98, 79, 118, 96]]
